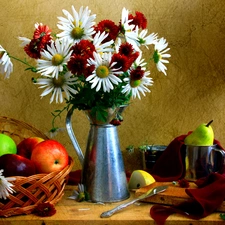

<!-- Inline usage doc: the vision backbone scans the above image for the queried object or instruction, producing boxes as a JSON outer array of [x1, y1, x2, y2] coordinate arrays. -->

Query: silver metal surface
[[100, 185, 168, 218], [185, 145, 225, 181], [66, 107, 130, 203], [66, 108, 84, 166]]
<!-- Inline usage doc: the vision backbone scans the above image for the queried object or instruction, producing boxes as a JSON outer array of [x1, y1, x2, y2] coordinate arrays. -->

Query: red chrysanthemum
[[110, 119, 121, 126], [34, 202, 56, 217], [128, 11, 147, 29], [23, 24, 52, 59], [32, 24, 52, 52], [24, 39, 42, 59], [111, 53, 130, 72], [119, 43, 134, 57], [95, 20, 120, 42], [71, 40, 95, 59], [129, 51, 140, 63], [130, 66, 144, 81], [67, 55, 88, 75], [33, 24, 52, 40], [84, 64, 95, 78], [40, 34, 52, 46], [118, 43, 139, 66]]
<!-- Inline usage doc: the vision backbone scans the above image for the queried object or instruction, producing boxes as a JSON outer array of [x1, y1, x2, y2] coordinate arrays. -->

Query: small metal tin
[[141, 145, 167, 171]]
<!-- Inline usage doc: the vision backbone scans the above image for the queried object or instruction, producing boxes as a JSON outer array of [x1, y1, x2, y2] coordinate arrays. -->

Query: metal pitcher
[[184, 145, 225, 181], [66, 106, 130, 203]]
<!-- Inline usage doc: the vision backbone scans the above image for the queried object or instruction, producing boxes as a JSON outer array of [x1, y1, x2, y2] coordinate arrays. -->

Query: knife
[[100, 185, 168, 218]]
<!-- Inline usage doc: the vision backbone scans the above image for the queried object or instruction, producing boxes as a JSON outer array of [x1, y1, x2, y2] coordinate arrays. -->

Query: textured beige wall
[[1, 0, 225, 171]]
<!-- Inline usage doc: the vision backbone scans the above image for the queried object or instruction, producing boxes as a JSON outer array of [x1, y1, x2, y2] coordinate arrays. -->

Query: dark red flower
[[119, 43, 134, 56], [84, 65, 95, 78], [23, 24, 52, 59], [178, 179, 190, 188], [119, 43, 139, 64], [70, 40, 95, 59], [130, 66, 144, 81], [129, 52, 140, 66], [110, 119, 121, 126], [111, 53, 130, 72], [34, 202, 56, 217], [95, 20, 120, 42], [128, 11, 147, 29], [67, 55, 88, 75], [24, 39, 42, 59]]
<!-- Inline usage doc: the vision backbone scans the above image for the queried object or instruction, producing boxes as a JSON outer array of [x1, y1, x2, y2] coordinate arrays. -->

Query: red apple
[[0, 154, 36, 177], [31, 140, 69, 173], [17, 137, 44, 159]]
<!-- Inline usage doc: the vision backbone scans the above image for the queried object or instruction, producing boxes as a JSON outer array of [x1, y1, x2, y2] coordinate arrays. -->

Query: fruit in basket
[[0, 154, 36, 177], [17, 137, 44, 159], [31, 140, 69, 173], [128, 170, 155, 189], [184, 120, 214, 146], [0, 133, 17, 157]]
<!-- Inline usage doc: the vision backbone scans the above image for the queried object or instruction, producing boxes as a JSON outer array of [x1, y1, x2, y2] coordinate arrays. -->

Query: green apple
[[0, 133, 17, 156]]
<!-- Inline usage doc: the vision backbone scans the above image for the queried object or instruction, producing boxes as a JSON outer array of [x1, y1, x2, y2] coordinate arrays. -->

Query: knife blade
[[100, 185, 168, 218]]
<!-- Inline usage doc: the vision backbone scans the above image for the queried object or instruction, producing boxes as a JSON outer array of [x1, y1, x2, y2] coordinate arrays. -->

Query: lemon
[[128, 170, 155, 189]]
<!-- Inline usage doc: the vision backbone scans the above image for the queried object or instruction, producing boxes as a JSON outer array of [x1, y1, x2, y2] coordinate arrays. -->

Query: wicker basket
[[0, 116, 49, 144], [0, 116, 74, 217]]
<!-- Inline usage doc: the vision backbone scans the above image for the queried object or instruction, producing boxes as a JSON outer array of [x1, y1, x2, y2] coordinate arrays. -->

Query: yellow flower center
[[71, 27, 84, 40], [52, 54, 64, 66], [130, 80, 141, 88], [96, 65, 109, 78], [105, 28, 110, 33], [52, 76, 65, 87]]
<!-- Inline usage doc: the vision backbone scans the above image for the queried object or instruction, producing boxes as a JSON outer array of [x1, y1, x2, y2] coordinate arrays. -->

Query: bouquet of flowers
[[0, 6, 170, 132]]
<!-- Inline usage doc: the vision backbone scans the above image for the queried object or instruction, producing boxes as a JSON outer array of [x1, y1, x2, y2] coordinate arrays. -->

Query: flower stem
[[8, 54, 37, 72]]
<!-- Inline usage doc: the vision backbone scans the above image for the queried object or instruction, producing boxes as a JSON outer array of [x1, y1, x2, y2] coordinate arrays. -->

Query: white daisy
[[92, 31, 114, 53], [137, 29, 158, 48], [37, 38, 72, 79], [48, 127, 66, 138], [18, 36, 31, 47], [0, 169, 16, 200], [120, 7, 135, 31], [35, 71, 78, 103], [114, 37, 122, 53], [122, 66, 153, 99], [132, 52, 147, 70], [86, 52, 123, 92], [68, 183, 85, 201], [153, 37, 171, 75], [120, 8, 138, 49], [57, 6, 96, 44], [0, 45, 13, 79]]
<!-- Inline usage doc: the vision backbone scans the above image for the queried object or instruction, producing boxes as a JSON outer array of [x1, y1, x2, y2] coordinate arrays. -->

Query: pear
[[184, 120, 214, 146]]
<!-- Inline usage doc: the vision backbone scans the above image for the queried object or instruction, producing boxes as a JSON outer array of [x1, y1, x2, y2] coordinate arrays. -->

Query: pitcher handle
[[211, 148, 225, 174], [66, 107, 84, 166]]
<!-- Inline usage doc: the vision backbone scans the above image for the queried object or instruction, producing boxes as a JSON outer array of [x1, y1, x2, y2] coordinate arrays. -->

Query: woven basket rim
[[0, 116, 49, 141]]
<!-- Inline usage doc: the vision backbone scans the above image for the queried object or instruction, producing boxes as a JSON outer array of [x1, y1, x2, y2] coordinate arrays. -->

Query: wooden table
[[0, 185, 224, 225]]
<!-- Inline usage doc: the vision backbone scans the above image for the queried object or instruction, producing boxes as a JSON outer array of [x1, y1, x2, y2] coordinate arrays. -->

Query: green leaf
[[220, 214, 225, 220]]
